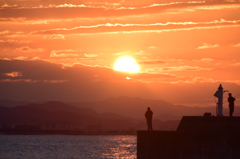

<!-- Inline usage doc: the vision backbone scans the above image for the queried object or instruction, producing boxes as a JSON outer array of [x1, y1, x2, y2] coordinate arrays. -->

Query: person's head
[[147, 107, 150, 110], [229, 93, 232, 97]]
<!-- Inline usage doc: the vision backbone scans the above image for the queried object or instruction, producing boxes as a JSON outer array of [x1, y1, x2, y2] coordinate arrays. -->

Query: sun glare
[[113, 56, 140, 73]]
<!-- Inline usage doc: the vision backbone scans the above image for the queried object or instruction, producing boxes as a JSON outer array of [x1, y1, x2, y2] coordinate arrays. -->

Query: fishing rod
[[234, 93, 240, 98], [135, 119, 146, 130]]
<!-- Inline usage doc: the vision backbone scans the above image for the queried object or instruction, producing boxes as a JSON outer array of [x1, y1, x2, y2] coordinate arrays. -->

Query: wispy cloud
[[145, 66, 212, 73], [148, 46, 157, 49], [84, 53, 99, 57], [50, 49, 80, 57], [233, 43, 240, 47], [4, 71, 22, 77], [193, 58, 214, 63], [197, 43, 219, 49], [112, 51, 131, 56], [43, 34, 65, 39], [1, 2, 239, 21], [0, 30, 10, 34], [0, 39, 31, 45], [29, 19, 240, 35], [232, 62, 240, 66], [0, 79, 68, 83], [14, 46, 45, 52], [138, 60, 166, 64]]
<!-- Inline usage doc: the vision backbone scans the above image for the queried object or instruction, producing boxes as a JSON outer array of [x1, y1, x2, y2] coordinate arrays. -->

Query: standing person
[[228, 93, 236, 117], [145, 107, 153, 131]]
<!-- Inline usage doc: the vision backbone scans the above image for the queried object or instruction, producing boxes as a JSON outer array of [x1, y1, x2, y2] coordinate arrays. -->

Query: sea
[[0, 134, 137, 159]]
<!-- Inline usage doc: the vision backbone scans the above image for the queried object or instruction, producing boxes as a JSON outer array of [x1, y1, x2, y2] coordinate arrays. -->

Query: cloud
[[233, 43, 240, 47], [84, 53, 99, 57], [1, 2, 239, 21], [197, 43, 219, 49], [0, 59, 130, 102], [0, 30, 9, 34], [50, 49, 80, 57], [148, 46, 157, 49], [0, 39, 31, 44], [0, 59, 239, 103], [29, 19, 240, 35], [146, 66, 212, 73], [112, 51, 131, 56], [4, 71, 22, 77], [0, 79, 67, 83], [0, 79, 38, 83], [174, 77, 240, 85], [232, 62, 240, 66], [43, 34, 65, 39], [138, 60, 166, 64], [14, 46, 46, 52], [134, 50, 145, 55], [193, 58, 214, 63], [14, 56, 28, 60]]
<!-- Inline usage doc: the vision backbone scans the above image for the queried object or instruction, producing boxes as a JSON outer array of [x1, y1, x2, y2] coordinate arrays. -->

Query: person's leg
[[232, 106, 234, 116], [150, 120, 153, 131], [229, 105, 233, 117], [147, 119, 149, 130]]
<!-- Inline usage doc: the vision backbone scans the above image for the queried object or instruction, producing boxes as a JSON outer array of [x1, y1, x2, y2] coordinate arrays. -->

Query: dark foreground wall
[[177, 116, 240, 132], [137, 131, 240, 159], [137, 116, 240, 159]]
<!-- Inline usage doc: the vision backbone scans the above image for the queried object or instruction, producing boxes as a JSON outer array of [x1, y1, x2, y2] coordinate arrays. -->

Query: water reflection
[[0, 135, 137, 159], [101, 136, 137, 158]]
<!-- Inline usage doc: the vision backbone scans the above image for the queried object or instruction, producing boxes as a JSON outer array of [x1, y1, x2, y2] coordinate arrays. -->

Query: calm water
[[0, 135, 137, 159]]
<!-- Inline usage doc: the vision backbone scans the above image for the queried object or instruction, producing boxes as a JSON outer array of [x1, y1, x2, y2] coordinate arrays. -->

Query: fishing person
[[228, 93, 236, 117], [145, 107, 153, 131]]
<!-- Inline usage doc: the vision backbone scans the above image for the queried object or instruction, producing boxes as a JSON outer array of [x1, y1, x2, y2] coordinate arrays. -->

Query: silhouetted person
[[228, 93, 236, 117], [145, 107, 153, 131]]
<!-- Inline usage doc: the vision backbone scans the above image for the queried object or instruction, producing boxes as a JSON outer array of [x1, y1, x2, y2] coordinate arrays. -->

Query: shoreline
[[0, 129, 137, 135]]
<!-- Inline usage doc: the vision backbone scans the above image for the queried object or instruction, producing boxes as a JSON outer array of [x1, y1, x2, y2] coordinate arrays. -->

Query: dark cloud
[[1, 60, 239, 106], [0, 59, 176, 102]]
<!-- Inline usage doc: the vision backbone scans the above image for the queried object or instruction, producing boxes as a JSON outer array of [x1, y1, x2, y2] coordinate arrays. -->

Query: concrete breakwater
[[137, 116, 240, 159]]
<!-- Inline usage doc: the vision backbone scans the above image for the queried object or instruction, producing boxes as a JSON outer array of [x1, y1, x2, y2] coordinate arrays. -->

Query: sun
[[113, 56, 140, 73]]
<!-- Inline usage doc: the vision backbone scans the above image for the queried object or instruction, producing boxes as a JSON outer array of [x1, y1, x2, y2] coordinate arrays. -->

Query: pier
[[137, 116, 240, 159]]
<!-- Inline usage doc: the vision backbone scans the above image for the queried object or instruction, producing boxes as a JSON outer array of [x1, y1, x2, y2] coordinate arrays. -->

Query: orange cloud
[[50, 50, 80, 57], [0, 30, 9, 34], [43, 34, 65, 39], [0, 79, 38, 83], [1, 2, 239, 21], [0, 79, 68, 83], [84, 53, 99, 57], [197, 43, 219, 49], [29, 19, 240, 35], [147, 66, 212, 72], [4, 71, 22, 77], [233, 43, 240, 47], [0, 39, 31, 45], [14, 46, 45, 52]]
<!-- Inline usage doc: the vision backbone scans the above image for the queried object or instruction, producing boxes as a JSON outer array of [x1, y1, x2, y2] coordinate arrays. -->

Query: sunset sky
[[0, 0, 240, 107]]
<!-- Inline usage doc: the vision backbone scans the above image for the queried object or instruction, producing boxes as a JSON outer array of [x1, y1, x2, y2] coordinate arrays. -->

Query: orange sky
[[0, 0, 240, 107]]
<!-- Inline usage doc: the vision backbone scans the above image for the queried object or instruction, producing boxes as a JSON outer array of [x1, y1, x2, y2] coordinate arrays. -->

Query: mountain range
[[66, 96, 239, 120], [0, 97, 239, 131]]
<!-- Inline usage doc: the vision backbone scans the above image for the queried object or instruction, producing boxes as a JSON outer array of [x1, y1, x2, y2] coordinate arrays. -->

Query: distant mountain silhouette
[[0, 100, 31, 107], [0, 101, 137, 131], [68, 96, 240, 120], [1, 97, 239, 131]]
